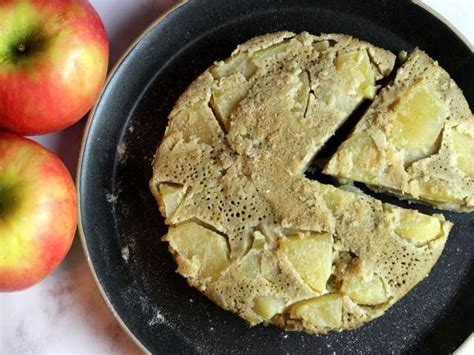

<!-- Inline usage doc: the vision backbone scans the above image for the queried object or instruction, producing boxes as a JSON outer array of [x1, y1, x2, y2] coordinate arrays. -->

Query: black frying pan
[[78, 0, 474, 353]]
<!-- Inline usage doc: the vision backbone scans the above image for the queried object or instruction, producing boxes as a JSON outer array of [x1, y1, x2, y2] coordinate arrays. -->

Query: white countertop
[[1, 0, 472, 354]]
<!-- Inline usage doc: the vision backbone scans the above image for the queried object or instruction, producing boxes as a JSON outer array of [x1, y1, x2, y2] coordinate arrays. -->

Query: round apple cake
[[149, 32, 455, 334]]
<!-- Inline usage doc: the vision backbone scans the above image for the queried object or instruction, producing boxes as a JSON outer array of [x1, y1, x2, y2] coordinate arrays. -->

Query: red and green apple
[[0, 0, 109, 135], [0, 132, 77, 291]]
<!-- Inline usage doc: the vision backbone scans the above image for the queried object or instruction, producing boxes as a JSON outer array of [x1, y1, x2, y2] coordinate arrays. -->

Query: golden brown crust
[[150, 33, 452, 334]]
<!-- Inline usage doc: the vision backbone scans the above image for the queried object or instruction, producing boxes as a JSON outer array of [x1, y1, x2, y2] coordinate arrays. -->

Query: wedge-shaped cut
[[211, 53, 257, 80], [335, 50, 376, 99], [341, 274, 389, 305], [211, 73, 249, 131], [389, 81, 448, 157], [157, 183, 186, 219], [452, 124, 474, 179], [325, 49, 474, 212], [254, 296, 285, 320], [280, 233, 333, 292], [252, 38, 302, 65], [290, 294, 343, 328], [164, 222, 229, 280], [395, 210, 444, 246]]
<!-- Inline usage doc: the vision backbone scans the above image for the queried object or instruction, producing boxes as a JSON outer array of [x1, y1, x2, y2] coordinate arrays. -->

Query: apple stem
[[17, 43, 26, 54]]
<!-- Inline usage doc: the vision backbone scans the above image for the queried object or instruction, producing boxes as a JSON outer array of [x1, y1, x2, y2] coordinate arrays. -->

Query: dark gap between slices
[[304, 97, 373, 186], [308, 54, 401, 166], [354, 182, 456, 219], [305, 54, 403, 172], [303, 54, 451, 220]]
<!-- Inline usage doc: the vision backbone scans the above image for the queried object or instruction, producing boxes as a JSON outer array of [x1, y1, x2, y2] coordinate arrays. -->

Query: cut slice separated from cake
[[324, 49, 474, 212]]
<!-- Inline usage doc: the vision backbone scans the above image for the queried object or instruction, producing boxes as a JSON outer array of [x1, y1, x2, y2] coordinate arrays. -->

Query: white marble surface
[[0, 0, 472, 354]]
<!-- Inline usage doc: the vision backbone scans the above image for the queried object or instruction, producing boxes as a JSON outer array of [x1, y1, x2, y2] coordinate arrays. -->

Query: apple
[[0, 132, 77, 291], [0, 0, 109, 135]]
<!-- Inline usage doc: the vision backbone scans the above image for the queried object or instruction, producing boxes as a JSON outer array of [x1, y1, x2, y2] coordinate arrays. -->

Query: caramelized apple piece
[[238, 249, 261, 278], [312, 40, 330, 52], [254, 296, 285, 320], [211, 73, 249, 130], [452, 124, 474, 179], [323, 189, 345, 211], [211, 53, 257, 80], [164, 222, 229, 279], [395, 210, 443, 246], [341, 274, 388, 305], [418, 181, 461, 204], [328, 134, 381, 183], [252, 231, 266, 249], [169, 101, 222, 145], [280, 233, 333, 292], [157, 183, 186, 218], [335, 50, 376, 99], [389, 81, 448, 157], [236, 231, 267, 278], [252, 38, 302, 65], [290, 293, 343, 328]]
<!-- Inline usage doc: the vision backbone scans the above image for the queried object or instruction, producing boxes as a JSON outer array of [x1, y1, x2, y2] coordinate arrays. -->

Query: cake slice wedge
[[324, 49, 474, 212]]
